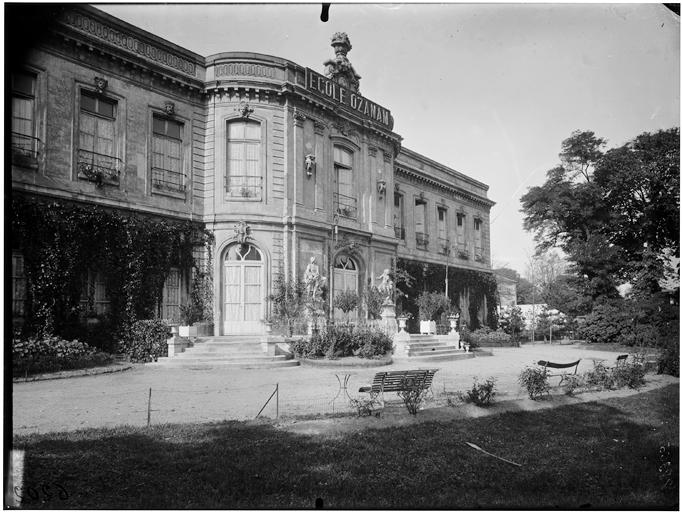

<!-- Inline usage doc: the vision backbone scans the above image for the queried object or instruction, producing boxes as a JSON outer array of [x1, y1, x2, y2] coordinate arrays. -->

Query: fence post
[[276, 383, 279, 419], [147, 388, 152, 427]]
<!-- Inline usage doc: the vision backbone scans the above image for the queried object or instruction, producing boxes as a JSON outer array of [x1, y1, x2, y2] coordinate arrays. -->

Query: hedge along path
[[12, 345, 672, 435]]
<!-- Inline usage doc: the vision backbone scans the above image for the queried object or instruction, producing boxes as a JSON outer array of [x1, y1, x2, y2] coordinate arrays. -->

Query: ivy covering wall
[[396, 258, 499, 331], [12, 195, 213, 345]]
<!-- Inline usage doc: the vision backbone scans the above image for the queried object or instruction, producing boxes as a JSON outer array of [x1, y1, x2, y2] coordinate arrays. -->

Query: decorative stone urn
[[397, 315, 409, 333]]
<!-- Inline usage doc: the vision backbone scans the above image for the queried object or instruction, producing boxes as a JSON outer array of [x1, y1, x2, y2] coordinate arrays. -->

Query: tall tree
[[521, 128, 679, 298]]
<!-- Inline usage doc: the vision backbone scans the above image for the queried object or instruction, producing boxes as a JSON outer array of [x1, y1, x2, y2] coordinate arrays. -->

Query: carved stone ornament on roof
[[236, 101, 254, 119], [94, 76, 108, 94], [323, 32, 361, 93]]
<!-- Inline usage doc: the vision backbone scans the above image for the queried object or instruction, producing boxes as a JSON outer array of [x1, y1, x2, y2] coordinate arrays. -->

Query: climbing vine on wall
[[396, 258, 499, 330], [12, 195, 214, 343]]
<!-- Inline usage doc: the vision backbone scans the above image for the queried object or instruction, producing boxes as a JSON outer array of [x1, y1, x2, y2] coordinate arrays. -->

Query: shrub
[[468, 327, 513, 347], [658, 340, 680, 377], [612, 362, 646, 389], [118, 319, 170, 363], [365, 286, 384, 320], [12, 334, 112, 376], [416, 291, 450, 322], [335, 290, 360, 318], [584, 361, 616, 391], [563, 374, 584, 396], [518, 366, 550, 400], [268, 274, 305, 337], [289, 325, 392, 360], [464, 377, 497, 406], [498, 306, 525, 342], [397, 382, 429, 415], [354, 329, 393, 358]]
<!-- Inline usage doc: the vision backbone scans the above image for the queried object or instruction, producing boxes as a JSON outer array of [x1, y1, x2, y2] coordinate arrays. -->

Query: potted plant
[[416, 291, 450, 335], [178, 301, 202, 338]]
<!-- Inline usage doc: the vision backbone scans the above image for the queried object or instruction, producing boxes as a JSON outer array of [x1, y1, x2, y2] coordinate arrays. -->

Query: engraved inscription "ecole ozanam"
[[305, 68, 392, 129], [62, 11, 197, 77]]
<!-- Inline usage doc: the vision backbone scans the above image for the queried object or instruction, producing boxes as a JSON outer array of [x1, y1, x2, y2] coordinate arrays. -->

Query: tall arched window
[[226, 120, 262, 200], [333, 146, 356, 218]]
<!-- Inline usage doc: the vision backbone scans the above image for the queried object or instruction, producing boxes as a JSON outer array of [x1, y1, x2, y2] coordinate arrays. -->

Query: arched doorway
[[333, 254, 359, 321], [223, 243, 265, 334]]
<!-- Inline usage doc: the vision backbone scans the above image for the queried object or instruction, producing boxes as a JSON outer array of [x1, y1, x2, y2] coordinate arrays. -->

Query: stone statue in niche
[[304, 257, 324, 299], [305, 154, 316, 177], [376, 268, 394, 302], [323, 32, 361, 93]]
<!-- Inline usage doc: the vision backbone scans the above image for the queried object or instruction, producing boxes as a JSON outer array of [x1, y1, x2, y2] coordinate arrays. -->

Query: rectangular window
[[152, 115, 185, 194], [474, 218, 483, 261], [437, 207, 449, 254], [80, 271, 111, 316], [334, 146, 357, 218], [393, 192, 404, 239], [162, 268, 181, 323], [12, 252, 27, 318], [11, 70, 39, 163], [456, 213, 466, 247], [226, 120, 262, 200], [415, 198, 428, 248], [78, 90, 120, 185]]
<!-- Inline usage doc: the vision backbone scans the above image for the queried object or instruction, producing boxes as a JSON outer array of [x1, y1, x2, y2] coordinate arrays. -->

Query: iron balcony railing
[[77, 149, 122, 186], [416, 232, 429, 248], [456, 243, 470, 259], [394, 226, 405, 239], [334, 192, 358, 219], [474, 247, 484, 262], [438, 237, 451, 255], [225, 175, 262, 199], [152, 167, 186, 194], [11, 132, 41, 166]]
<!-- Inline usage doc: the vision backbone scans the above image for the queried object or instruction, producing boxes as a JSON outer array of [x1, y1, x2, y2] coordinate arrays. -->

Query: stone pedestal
[[380, 301, 398, 337], [167, 326, 189, 357]]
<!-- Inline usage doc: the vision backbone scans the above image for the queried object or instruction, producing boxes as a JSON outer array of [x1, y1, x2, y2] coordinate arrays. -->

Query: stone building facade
[[11, 5, 495, 336]]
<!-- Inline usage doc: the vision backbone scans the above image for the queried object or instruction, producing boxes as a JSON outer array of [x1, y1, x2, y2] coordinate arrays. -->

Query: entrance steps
[[148, 336, 300, 369], [393, 334, 474, 363]]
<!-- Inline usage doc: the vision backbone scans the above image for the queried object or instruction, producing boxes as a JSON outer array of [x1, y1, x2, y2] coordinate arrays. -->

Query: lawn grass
[[12, 385, 679, 509]]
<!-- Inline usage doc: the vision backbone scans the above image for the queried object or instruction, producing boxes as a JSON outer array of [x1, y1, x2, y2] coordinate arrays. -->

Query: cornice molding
[[394, 165, 496, 208]]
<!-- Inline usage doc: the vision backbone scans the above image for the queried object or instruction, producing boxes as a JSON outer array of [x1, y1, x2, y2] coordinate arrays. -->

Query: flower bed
[[289, 325, 392, 360]]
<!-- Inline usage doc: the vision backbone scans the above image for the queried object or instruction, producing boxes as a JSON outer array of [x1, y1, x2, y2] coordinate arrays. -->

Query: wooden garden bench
[[536, 359, 581, 385], [615, 354, 629, 367], [359, 369, 439, 407]]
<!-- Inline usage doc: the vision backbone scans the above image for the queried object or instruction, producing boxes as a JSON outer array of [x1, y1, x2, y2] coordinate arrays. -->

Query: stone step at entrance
[[393, 334, 475, 362], [148, 335, 300, 369]]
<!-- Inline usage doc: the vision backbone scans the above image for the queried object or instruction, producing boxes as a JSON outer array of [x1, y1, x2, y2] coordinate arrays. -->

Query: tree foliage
[[521, 128, 679, 297]]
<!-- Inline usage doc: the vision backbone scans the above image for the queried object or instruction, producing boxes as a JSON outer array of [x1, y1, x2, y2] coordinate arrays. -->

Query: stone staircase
[[393, 334, 474, 362], [148, 336, 300, 369]]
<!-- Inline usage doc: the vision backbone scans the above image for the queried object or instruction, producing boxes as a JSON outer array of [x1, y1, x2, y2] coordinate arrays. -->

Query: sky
[[98, 2, 680, 275]]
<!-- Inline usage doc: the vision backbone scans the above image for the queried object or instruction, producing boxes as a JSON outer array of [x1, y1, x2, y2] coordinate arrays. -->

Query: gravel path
[[12, 344, 656, 435]]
